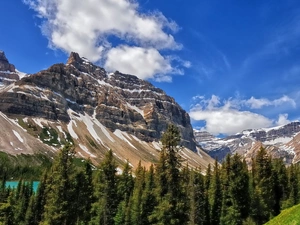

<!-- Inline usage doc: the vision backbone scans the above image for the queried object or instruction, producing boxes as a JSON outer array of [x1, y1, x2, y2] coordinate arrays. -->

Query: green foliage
[[151, 124, 188, 225], [0, 128, 300, 225], [264, 203, 300, 225], [41, 144, 76, 225], [39, 127, 60, 146], [17, 118, 38, 136], [90, 150, 118, 225], [17, 118, 74, 147], [0, 152, 51, 180], [85, 135, 98, 148]]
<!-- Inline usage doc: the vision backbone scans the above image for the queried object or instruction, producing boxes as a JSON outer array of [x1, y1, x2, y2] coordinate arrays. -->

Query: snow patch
[[151, 141, 161, 150], [12, 130, 24, 143], [79, 114, 105, 145], [32, 118, 49, 128], [57, 125, 67, 139], [126, 103, 144, 117], [79, 144, 96, 158], [15, 69, 27, 79], [264, 136, 293, 145], [67, 121, 78, 139], [113, 129, 137, 149]]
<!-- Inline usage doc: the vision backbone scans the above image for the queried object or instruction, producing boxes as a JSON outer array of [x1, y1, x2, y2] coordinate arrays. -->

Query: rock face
[[0, 52, 196, 151], [0, 51, 25, 85], [194, 122, 300, 164], [0, 51, 15, 72]]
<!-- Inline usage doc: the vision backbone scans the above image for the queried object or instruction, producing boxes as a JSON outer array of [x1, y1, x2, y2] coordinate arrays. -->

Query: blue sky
[[1, 0, 300, 136]]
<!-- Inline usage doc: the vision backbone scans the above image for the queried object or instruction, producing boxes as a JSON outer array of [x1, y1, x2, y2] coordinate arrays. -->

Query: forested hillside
[[0, 125, 299, 225]]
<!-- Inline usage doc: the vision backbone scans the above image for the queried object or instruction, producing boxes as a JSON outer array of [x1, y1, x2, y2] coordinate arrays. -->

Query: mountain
[[0, 51, 26, 86], [0, 51, 214, 169], [194, 122, 300, 164]]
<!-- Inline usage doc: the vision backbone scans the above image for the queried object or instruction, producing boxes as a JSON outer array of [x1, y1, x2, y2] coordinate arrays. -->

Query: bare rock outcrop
[[0, 52, 197, 151]]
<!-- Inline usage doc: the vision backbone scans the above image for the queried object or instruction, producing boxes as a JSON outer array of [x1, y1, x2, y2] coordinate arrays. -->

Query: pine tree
[[210, 160, 222, 225], [130, 161, 145, 225], [90, 150, 118, 225], [220, 154, 250, 225], [272, 158, 288, 214], [188, 169, 205, 225], [41, 144, 76, 225], [140, 164, 156, 225], [286, 163, 299, 207], [151, 124, 188, 225], [204, 164, 211, 225], [14, 181, 33, 224], [72, 160, 94, 224], [117, 161, 134, 204], [251, 147, 275, 224], [24, 194, 35, 225], [32, 170, 48, 225]]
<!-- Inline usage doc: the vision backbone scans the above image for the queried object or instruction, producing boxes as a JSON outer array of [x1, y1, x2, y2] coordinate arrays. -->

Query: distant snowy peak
[[194, 121, 300, 164], [236, 122, 300, 142]]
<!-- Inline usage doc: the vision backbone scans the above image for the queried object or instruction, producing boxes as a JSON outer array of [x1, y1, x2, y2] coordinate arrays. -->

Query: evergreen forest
[[0, 124, 299, 225]]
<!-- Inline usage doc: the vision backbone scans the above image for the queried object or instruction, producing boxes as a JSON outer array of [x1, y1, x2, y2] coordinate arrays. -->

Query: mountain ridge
[[0, 51, 213, 170], [194, 122, 300, 164]]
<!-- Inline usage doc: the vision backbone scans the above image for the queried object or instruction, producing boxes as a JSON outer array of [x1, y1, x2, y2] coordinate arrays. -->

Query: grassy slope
[[264, 204, 300, 225]]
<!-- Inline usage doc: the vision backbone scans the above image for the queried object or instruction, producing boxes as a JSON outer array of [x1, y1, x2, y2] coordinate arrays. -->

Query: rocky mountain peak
[[0, 51, 15, 72], [0, 51, 24, 86], [67, 52, 83, 65], [0, 52, 197, 151]]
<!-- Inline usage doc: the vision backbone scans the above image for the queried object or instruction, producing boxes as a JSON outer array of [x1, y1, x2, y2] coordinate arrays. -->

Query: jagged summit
[[0, 51, 216, 169], [0, 51, 198, 152], [0, 51, 27, 86], [67, 52, 83, 65], [0, 50, 15, 72]]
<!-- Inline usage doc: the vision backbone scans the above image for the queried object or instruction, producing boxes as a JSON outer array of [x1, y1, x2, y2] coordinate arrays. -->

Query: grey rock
[[0, 52, 197, 151]]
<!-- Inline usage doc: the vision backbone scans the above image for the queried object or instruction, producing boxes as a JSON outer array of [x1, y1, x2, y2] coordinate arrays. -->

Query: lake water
[[5, 181, 40, 192]]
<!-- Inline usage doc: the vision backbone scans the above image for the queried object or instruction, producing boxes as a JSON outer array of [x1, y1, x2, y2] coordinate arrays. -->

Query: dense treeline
[[0, 124, 300, 225]]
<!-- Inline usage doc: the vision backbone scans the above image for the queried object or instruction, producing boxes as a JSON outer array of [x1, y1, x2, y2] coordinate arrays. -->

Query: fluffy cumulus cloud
[[23, 0, 186, 81], [105, 46, 179, 81], [276, 114, 291, 126], [190, 95, 296, 135]]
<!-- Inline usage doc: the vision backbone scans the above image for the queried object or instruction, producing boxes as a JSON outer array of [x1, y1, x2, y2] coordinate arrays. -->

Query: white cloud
[[190, 95, 296, 135], [190, 108, 272, 135], [23, 0, 186, 80], [105, 46, 173, 81], [276, 114, 290, 126], [245, 96, 296, 109]]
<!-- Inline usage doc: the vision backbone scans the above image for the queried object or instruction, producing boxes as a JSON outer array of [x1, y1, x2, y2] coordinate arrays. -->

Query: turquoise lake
[[5, 181, 40, 192]]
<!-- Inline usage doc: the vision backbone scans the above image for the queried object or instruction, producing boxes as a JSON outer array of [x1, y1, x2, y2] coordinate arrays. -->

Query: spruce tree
[[90, 150, 118, 225], [151, 124, 188, 225], [140, 164, 156, 225], [286, 163, 299, 207], [220, 154, 250, 225], [117, 161, 134, 204], [130, 161, 145, 225], [204, 164, 211, 225], [72, 160, 94, 224], [188, 169, 205, 225], [41, 144, 76, 225], [32, 170, 48, 225], [210, 160, 222, 225], [251, 147, 275, 224]]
